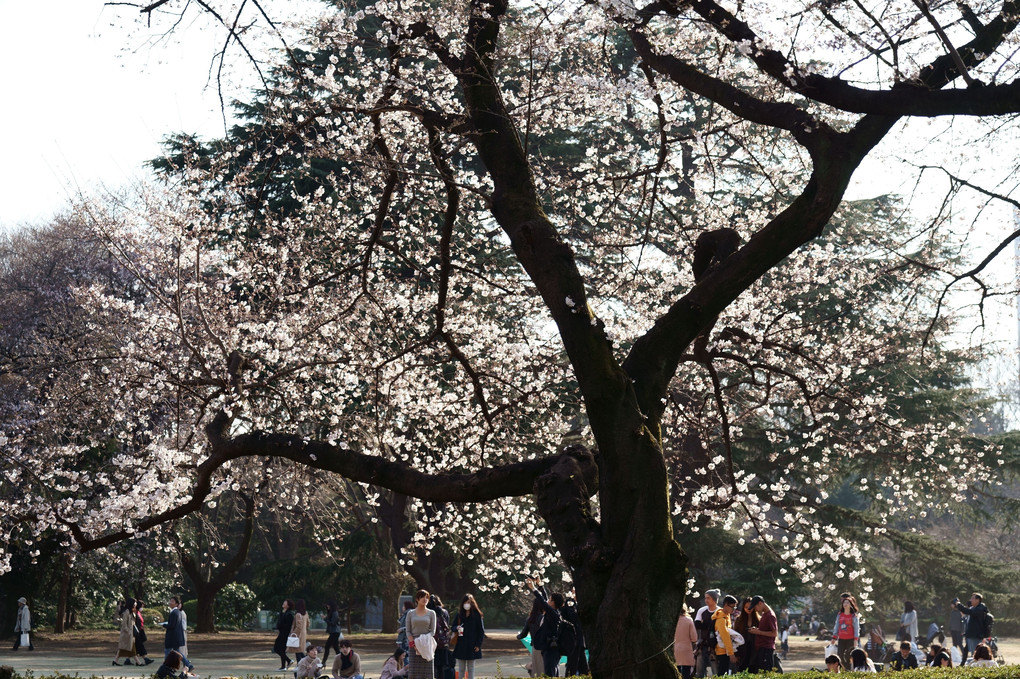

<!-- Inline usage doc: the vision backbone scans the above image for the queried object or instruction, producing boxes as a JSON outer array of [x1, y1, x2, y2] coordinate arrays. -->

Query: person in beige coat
[[113, 598, 143, 666], [292, 599, 311, 664], [674, 605, 698, 679]]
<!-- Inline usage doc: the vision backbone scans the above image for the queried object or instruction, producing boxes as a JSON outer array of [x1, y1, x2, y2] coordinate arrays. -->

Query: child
[[780, 625, 789, 659]]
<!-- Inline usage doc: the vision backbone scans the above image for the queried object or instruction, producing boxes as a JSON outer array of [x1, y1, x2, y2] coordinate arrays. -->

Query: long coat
[[274, 609, 296, 655], [164, 607, 186, 650], [451, 610, 485, 660], [291, 612, 310, 651], [118, 610, 136, 652]]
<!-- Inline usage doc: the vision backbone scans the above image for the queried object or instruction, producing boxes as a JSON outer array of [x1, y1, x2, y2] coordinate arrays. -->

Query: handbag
[[728, 630, 745, 648], [449, 630, 459, 650], [20, 632, 30, 647], [286, 633, 301, 648]]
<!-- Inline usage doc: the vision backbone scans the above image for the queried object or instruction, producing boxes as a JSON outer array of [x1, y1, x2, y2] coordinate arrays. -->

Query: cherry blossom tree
[[6, 1, 1020, 677]]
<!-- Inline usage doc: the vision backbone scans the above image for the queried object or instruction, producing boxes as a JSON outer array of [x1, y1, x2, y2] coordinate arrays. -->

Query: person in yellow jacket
[[713, 596, 738, 676]]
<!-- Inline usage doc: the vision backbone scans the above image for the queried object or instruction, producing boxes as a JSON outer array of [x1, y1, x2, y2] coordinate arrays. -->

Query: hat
[[705, 589, 721, 602], [749, 595, 764, 608], [17, 597, 27, 604]]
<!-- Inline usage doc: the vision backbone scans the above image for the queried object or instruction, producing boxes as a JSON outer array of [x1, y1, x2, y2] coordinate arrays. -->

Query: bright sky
[[0, 0, 253, 231]]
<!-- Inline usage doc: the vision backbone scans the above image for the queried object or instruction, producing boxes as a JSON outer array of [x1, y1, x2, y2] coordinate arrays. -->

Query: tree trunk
[[55, 551, 74, 633], [195, 586, 217, 633], [535, 431, 686, 679], [380, 569, 405, 634]]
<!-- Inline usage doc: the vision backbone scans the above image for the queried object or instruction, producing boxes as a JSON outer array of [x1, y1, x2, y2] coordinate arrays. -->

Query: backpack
[[982, 612, 994, 639], [435, 612, 452, 647], [551, 618, 576, 655]]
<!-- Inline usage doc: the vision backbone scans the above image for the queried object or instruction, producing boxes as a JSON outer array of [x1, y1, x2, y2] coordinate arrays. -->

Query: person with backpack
[[954, 593, 990, 657], [526, 578, 572, 677], [427, 595, 453, 679], [694, 589, 720, 678]]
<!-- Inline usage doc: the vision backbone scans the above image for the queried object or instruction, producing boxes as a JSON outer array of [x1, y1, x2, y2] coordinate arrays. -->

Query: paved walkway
[[0, 644, 535, 679]]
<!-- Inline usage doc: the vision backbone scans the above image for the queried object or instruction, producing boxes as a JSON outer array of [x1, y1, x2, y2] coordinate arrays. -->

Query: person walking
[[13, 597, 33, 651], [405, 591, 437, 679], [134, 599, 154, 665], [451, 594, 485, 679], [163, 597, 194, 674], [673, 604, 698, 679], [831, 595, 859, 669], [954, 593, 990, 658], [273, 599, 297, 671], [323, 602, 343, 664], [113, 597, 144, 666], [292, 599, 311, 665]]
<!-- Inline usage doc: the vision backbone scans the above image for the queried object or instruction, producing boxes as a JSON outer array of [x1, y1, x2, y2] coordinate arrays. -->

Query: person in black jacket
[[274, 599, 297, 671], [954, 593, 990, 658], [517, 596, 545, 677], [888, 641, 919, 671], [526, 578, 565, 677], [451, 594, 485, 679], [560, 598, 587, 677]]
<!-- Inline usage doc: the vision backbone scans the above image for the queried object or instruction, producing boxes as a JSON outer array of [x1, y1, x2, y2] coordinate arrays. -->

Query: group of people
[[106, 595, 194, 678], [517, 577, 586, 678], [820, 591, 999, 673], [674, 589, 780, 678]]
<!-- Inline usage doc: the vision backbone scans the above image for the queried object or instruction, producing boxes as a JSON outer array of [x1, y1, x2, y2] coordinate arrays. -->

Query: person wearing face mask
[[330, 640, 363, 679], [451, 594, 485, 679]]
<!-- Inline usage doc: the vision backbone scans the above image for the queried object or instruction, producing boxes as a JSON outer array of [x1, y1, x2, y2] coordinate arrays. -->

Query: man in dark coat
[[888, 641, 919, 671], [954, 593, 990, 657], [560, 598, 587, 677], [527, 579, 567, 677], [163, 597, 193, 673]]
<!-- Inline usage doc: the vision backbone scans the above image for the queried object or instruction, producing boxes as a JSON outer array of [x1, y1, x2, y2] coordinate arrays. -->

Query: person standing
[[560, 597, 587, 677], [948, 600, 965, 657], [13, 597, 33, 651], [747, 595, 778, 673], [694, 589, 720, 678], [405, 590, 437, 679], [830, 596, 859, 669], [323, 602, 343, 664], [427, 595, 452, 679], [712, 595, 738, 676], [451, 594, 485, 679], [954, 592, 990, 658], [274, 599, 296, 671], [517, 597, 545, 677], [292, 600, 311, 665], [673, 604, 698, 679], [898, 602, 917, 643], [732, 598, 756, 672], [527, 580, 565, 678]]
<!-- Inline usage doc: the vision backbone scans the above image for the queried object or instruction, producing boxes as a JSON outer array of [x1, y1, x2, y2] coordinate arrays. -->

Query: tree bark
[[55, 550, 74, 633]]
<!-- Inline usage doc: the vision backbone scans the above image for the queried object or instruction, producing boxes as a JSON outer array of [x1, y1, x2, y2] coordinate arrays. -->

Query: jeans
[[695, 649, 716, 677], [716, 653, 732, 676], [966, 637, 982, 658], [457, 659, 476, 679], [164, 647, 193, 671], [677, 664, 693, 679]]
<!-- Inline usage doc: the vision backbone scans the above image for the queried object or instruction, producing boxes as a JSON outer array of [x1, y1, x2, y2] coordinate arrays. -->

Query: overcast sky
[[0, 0, 254, 231]]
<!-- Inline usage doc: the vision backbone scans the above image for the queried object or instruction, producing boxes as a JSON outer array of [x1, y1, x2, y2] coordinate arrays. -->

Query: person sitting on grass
[[331, 640, 363, 679], [888, 641, 918, 671], [848, 648, 877, 672], [380, 648, 410, 679], [824, 654, 842, 672], [967, 643, 997, 668], [158, 651, 186, 679], [297, 646, 324, 678]]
